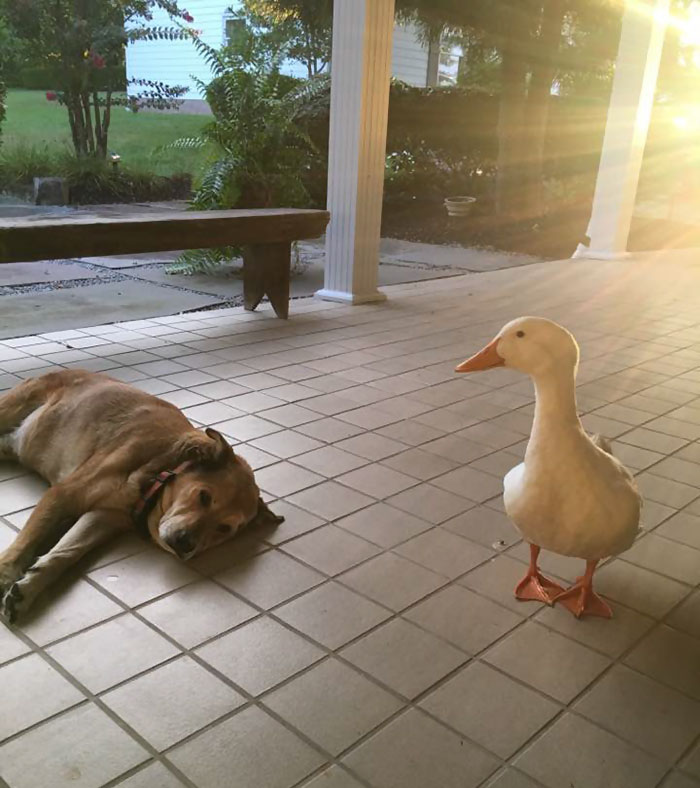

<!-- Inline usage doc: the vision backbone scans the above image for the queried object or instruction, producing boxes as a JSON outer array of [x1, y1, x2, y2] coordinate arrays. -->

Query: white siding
[[391, 23, 429, 86], [126, 4, 431, 98], [126, 0, 241, 97]]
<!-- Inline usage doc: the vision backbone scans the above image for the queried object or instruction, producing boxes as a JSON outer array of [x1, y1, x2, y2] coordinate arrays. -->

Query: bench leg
[[242, 242, 291, 319]]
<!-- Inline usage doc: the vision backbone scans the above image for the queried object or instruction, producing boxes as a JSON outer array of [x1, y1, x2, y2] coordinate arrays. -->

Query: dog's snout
[[169, 530, 195, 557]]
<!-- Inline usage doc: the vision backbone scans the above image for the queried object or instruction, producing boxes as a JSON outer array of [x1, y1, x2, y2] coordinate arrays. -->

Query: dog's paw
[[0, 583, 24, 625], [0, 563, 20, 600]]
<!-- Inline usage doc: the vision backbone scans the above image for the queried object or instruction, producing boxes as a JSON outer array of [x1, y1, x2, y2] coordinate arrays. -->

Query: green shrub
[[164, 14, 326, 272], [0, 77, 6, 150], [0, 142, 191, 203], [11, 65, 127, 91]]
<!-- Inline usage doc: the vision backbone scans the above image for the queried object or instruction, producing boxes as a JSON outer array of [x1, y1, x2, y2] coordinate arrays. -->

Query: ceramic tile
[[405, 584, 522, 654], [667, 589, 700, 639], [138, 580, 257, 648], [594, 560, 690, 619], [168, 707, 325, 788], [336, 502, 432, 548], [575, 664, 700, 762], [281, 525, 381, 575], [287, 481, 374, 521], [484, 621, 609, 703], [338, 464, 417, 499], [215, 549, 324, 609], [343, 708, 499, 788], [341, 618, 466, 698], [47, 615, 179, 693], [275, 581, 391, 649], [255, 462, 324, 497], [514, 713, 667, 788], [623, 534, 700, 584], [102, 656, 244, 750], [263, 658, 402, 755], [0, 653, 84, 741], [625, 625, 700, 700], [443, 506, 519, 549], [340, 552, 445, 611], [386, 483, 473, 524], [394, 528, 494, 578], [88, 550, 200, 607], [421, 661, 559, 758], [114, 762, 186, 788], [0, 704, 148, 788], [196, 615, 324, 695]]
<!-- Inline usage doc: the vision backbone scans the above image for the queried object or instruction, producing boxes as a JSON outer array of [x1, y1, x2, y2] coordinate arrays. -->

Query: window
[[438, 44, 463, 86], [224, 15, 245, 46]]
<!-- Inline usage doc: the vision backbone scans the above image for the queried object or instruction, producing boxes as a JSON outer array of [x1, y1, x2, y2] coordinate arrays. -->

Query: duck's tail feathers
[[590, 433, 613, 456]]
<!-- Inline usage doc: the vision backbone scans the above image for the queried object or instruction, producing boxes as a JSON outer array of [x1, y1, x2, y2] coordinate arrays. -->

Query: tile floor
[[1, 251, 700, 788]]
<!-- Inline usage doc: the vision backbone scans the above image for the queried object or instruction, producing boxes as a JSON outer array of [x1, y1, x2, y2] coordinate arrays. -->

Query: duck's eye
[[516, 330, 525, 338], [199, 489, 212, 507], [216, 523, 232, 534]]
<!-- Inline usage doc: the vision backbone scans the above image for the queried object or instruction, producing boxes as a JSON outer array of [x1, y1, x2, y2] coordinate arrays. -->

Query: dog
[[0, 369, 283, 623]]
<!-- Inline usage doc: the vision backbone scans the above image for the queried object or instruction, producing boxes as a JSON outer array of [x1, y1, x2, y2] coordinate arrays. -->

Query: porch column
[[316, 0, 395, 304], [574, 0, 670, 259]]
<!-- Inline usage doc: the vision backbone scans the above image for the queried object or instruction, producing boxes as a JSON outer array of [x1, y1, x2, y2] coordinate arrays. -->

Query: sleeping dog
[[0, 370, 283, 623]]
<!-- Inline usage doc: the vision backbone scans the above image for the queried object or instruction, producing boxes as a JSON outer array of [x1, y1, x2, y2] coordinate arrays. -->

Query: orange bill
[[455, 338, 504, 373]]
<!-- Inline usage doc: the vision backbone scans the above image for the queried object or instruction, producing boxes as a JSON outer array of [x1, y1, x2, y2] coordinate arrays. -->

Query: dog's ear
[[175, 429, 235, 467], [204, 428, 236, 464], [249, 497, 285, 529]]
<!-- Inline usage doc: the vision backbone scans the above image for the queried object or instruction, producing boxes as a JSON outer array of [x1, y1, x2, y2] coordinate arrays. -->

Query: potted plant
[[444, 195, 476, 217]]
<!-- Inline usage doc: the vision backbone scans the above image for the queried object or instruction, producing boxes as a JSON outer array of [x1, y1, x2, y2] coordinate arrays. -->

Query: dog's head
[[148, 428, 283, 559]]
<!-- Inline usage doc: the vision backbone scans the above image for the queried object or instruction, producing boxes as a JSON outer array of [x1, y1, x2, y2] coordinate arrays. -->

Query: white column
[[574, 0, 669, 259], [316, 0, 395, 304]]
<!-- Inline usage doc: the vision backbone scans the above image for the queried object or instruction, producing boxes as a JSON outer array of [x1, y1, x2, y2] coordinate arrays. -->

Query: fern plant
[[165, 14, 328, 273]]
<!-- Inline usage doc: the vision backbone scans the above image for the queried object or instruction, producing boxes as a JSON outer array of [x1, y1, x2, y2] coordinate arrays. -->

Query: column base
[[572, 244, 631, 261], [314, 288, 388, 305]]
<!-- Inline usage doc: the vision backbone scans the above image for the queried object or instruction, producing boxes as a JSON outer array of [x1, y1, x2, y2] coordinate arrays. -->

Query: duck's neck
[[530, 367, 581, 442]]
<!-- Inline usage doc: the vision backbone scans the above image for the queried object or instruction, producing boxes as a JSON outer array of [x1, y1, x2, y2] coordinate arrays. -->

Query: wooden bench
[[0, 208, 330, 319]]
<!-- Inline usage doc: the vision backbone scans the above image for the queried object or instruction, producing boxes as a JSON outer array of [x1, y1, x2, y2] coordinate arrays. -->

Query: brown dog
[[0, 370, 282, 623]]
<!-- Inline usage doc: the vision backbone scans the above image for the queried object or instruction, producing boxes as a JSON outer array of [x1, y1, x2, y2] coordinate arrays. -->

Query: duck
[[455, 317, 641, 619]]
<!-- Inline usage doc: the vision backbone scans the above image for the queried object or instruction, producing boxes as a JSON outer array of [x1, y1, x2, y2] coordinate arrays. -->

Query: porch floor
[[1, 251, 700, 788]]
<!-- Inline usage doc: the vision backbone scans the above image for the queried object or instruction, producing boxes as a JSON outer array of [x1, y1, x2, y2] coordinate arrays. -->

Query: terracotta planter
[[444, 195, 476, 217]]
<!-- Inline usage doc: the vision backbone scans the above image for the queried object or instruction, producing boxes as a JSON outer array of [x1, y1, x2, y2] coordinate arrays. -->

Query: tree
[[397, 0, 622, 217], [242, 0, 332, 77], [3, 0, 192, 158]]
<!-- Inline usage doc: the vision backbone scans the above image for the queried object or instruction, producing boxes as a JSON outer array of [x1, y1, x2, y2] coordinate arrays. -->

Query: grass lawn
[[3, 90, 210, 176]]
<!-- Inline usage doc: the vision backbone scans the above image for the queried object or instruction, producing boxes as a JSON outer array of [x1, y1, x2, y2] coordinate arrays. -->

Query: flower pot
[[444, 196, 476, 217]]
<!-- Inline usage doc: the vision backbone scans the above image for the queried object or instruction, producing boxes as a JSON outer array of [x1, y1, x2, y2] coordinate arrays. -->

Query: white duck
[[456, 317, 641, 618]]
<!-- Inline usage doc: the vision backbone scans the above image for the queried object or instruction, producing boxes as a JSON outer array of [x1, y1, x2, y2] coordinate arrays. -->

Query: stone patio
[[1, 251, 699, 788]]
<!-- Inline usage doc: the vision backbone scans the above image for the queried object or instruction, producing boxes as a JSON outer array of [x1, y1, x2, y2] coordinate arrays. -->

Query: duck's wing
[[589, 432, 643, 511]]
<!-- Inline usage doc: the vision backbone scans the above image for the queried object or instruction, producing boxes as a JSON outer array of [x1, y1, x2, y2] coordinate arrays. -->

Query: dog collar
[[132, 461, 192, 536]]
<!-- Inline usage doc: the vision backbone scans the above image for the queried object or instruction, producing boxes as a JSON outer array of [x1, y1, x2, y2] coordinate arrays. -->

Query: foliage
[[10, 65, 127, 91], [0, 13, 11, 149], [1, 0, 192, 159], [0, 141, 190, 202], [395, 0, 623, 217], [164, 15, 326, 273], [242, 0, 331, 77]]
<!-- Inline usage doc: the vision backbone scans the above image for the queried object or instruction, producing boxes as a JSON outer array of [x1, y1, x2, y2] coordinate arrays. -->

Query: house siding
[[391, 23, 430, 86], [126, 1, 430, 99]]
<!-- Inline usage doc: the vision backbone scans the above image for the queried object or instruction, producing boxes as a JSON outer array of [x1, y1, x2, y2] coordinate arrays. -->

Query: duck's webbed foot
[[553, 560, 613, 619], [515, 570, 565, 605], [514, 544, 566, 605]]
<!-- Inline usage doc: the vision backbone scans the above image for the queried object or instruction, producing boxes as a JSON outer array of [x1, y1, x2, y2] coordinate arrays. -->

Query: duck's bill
[[455, 339, 504, 373]]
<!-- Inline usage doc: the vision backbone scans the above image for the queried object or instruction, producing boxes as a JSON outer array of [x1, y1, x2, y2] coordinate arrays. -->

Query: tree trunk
[[67, 94, 88, 157], [521, 0, 566, 218], [495, 41, 528, 217]]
